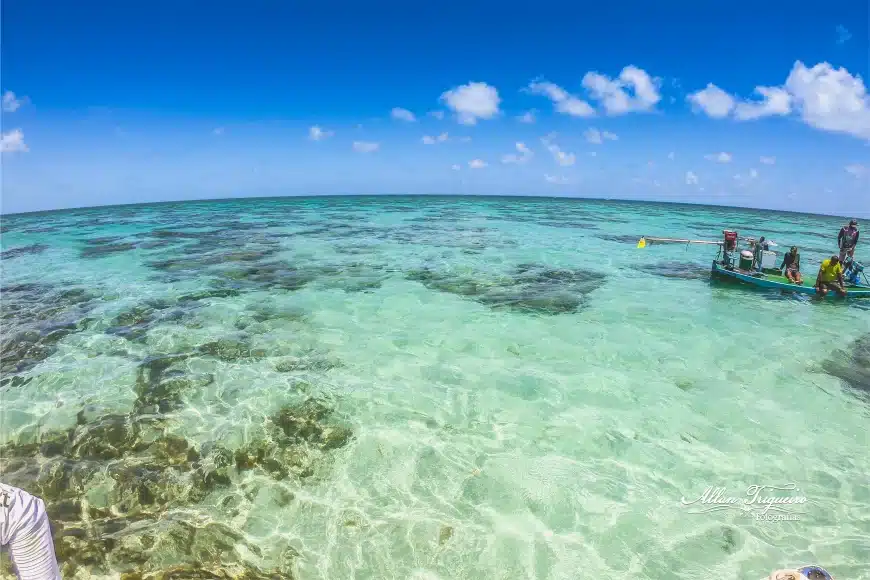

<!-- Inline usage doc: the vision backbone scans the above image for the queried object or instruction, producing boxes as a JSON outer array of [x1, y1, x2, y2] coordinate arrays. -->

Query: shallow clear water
[[1, 196, 869, 580]]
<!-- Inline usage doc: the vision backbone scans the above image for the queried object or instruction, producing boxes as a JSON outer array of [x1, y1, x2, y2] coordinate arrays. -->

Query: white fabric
[[0, 482, 61, 579]]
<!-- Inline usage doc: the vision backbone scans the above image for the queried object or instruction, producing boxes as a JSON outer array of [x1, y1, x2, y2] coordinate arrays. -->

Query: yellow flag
[[637, 237, 646, 249]]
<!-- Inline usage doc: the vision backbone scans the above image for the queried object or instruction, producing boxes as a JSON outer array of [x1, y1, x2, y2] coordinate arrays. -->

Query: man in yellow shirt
[[815, 255, 847, 297]]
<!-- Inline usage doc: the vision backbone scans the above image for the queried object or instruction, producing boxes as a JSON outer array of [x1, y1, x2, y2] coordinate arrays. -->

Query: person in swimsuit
[[0, 482, 61, 579], [838, 219, 859, 262], [780, 246, 803, 284]]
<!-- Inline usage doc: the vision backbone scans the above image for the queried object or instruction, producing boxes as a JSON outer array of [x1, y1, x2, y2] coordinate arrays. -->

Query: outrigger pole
[[636, 233, 765, 249], [636, 236, 723, 248]]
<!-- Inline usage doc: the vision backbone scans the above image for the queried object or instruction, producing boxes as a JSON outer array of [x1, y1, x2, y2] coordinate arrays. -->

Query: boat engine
[[723, 230, 738, 251], [721, 230, 738, 267]]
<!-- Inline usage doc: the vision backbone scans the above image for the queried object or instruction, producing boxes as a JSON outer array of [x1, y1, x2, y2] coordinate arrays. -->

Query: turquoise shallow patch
[[1, 197, 868, 579]]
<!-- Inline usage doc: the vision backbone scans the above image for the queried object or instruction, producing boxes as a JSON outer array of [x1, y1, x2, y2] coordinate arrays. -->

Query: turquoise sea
[[1, 196, 869, 580]]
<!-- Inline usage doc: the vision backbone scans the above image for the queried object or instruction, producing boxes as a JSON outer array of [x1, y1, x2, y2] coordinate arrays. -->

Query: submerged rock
[[119, 562, 288, 580], [821, 333, 870, 399], [198, 339, 267, 362], [133, 353, 205, 414], [406, 262, 605, 314], [0, 410, 252, 577], [0, 283, 102, 375], [595, 234, 644, 245], [177, 288, 242, 303], [81, 242, 138, 259], [274, 355, 342, 373], [1, 243, 50, 260], [272, 398, 353, 451], [636, 261, 711, 281]]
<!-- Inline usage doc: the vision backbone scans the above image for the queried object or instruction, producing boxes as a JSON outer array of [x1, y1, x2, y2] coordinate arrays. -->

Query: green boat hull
[[711, 261, 870, 298]]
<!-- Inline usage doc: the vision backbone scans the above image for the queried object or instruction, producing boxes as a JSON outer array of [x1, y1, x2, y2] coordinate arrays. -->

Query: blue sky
[[2, 0, 869, 216]]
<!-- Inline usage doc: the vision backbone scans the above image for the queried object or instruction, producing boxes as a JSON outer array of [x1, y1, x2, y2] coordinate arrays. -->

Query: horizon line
[[0, 193, 861, 222]]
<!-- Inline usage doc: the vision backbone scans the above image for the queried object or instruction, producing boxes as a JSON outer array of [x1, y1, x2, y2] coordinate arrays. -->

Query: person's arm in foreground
[[1, 483, 61, 580]]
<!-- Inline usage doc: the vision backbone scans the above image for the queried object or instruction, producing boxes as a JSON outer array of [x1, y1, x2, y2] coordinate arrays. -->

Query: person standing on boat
[[752, 236, 768, 271], [838, 219, 859, 262], [780, 246, 803, 285], [815, 255, 847, 298]]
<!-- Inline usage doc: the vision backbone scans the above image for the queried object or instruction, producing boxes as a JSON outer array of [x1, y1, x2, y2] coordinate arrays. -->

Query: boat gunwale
[[710, 261, 870, 298]]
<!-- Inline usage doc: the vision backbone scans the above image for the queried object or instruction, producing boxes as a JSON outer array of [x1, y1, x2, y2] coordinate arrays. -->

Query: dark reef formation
[[406, 263, 606, 315], [1, 375, 352, 578], [821, 333, 870, 401]]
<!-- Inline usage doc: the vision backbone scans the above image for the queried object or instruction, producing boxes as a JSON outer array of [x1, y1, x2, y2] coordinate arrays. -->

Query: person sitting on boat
[[815, 255, 847, 298], [780, 246, 803, 284], [838, 219, 859, 262], [842, 256, 864, 286]]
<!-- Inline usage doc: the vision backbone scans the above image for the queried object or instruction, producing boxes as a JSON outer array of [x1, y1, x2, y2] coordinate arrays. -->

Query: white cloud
[[422, 132, 449, 145], [581, 65, 661, 115], [589, 151, 597, 157], [451, 164, 461, 171], [309, 126, 334, 141], [759, 156, 776, 165], [541, 134, 575, 165], [468, 159, 487, 169], [391, 107, 416, 122], [846, 164, 867, 177], [213, 127, 225, 136], [687, 83, 735, 118], [653, 180, 661, 187], [1, 128, 28, 153], [517, 110, 536, 123], [667, 152, 675, 160], [353, 141, 379, 153], [705, 152, 732, 163], [541, 131, 558, 144], [733, 86, 792, 120], [545, 174, 569, 184], [502, 141, 534, 164], [440, 82, 501, 125], [583, 128, 618, 144], [688, 61, 870, 140], [784, 61, 870, 140], [526, 81, 595, 117], [836, 25, 852, 45], [458, 136, 472, 142], [545, 142, 575, 166], [749, 168, 758, 178], [2, 91, 24, 113], [429, 110, 445, 120], [685, 171, 699, 185]]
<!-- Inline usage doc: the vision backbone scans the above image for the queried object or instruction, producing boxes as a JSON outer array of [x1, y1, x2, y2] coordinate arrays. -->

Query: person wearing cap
[[837, 219, 859, 262], [815, 255, 847, 298]]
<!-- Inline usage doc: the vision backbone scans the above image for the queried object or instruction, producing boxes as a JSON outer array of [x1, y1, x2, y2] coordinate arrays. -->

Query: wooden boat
[[638, 231, 870, 299], [710, 260, 870, 298]]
